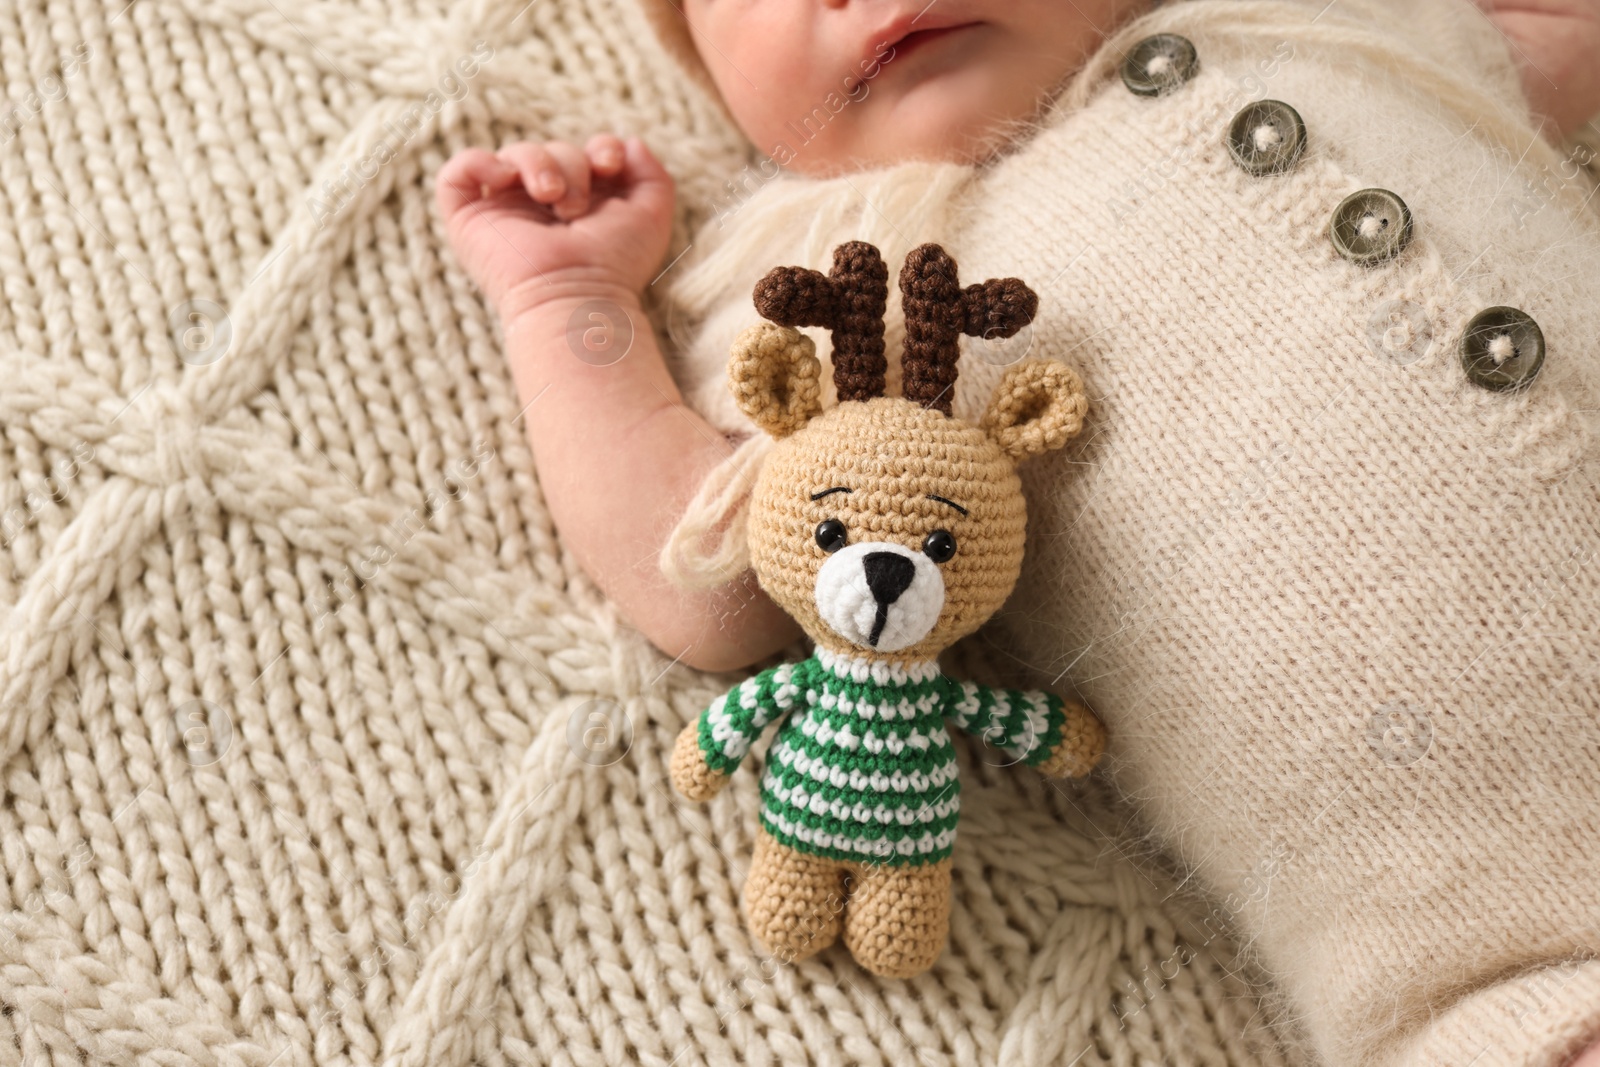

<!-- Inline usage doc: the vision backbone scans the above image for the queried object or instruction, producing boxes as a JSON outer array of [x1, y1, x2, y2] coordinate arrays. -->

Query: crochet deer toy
[[669, 241, 1107, 979]]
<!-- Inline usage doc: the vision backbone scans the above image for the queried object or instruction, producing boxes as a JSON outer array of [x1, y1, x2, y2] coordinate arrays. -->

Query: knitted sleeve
[[695, 659, 811, 776], [940, 679, 1069, 767]]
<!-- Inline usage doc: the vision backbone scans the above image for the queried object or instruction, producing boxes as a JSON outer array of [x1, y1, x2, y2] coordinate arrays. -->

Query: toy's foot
[[743, 825, 847, 964], [841, 857, 952, 979]]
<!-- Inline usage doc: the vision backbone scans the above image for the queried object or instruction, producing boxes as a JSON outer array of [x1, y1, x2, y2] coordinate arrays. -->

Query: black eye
[[923, 529, 956, 563], [815, 518, 848, 553]]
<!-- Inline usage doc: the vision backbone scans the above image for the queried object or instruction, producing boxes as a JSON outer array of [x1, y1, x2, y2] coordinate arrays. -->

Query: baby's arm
[[435, 135, 803, 672]]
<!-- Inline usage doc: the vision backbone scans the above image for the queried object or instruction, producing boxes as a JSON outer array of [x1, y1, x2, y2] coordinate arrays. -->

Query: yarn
[[898, 244, 1038, 416], [654, 0, 1600, 1063], [0, 0, 1306, 1060], [672, 247, 1123, 979], [752, 241, 889, 404]]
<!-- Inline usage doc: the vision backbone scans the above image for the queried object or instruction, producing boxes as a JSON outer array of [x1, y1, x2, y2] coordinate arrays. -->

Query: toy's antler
[[899, 244, 1038, 416], [753, 241, 889, 403]]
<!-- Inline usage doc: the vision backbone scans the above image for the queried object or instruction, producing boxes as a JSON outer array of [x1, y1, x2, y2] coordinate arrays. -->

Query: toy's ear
[[728, 321, 824, 440], [979, 359, 1088, 464]]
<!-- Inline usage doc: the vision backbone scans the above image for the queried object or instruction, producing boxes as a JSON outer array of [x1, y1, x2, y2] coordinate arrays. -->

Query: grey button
[[1330, 189, 1414, 265], [1121, 34, 1199, 96], [1227, 99, 1306, 175], [1331, 188, 1408, 263], [1460, 306, 1544, 391]]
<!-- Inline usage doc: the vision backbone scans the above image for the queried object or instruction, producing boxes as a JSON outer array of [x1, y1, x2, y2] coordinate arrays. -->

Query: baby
[[430, 2, 1164, 674], [433, 0, 1600, 672], [436, 1, 1600, 1065]]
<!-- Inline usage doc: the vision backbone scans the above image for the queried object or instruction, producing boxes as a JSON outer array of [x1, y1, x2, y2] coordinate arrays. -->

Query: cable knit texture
[[656, 0, 1600, 1064], [0, 0, 1313, 1062]]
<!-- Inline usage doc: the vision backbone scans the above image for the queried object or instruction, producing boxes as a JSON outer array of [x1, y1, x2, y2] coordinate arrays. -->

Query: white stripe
[[814, 647, 941, 686], [830, 690, 940, 722], [705, 693, 747, 760], [1013, 692, 1051, 754], [858, 726, 947, 755], [770, 740, 959, 792], [797, 712, 949, 754], [761, 765, 959, 825], [949, 681, 982, 729]]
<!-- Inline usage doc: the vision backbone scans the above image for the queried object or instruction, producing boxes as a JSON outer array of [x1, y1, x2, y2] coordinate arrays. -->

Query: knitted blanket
[[0, 0, 1302, 1063]]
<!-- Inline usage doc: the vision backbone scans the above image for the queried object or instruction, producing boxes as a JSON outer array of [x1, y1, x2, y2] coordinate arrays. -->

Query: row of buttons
[[1120, 34, 1545, 391]]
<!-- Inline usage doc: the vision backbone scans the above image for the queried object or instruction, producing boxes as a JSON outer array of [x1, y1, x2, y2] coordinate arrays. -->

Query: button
[[1460, 306, 1544, 391], [1365, 298, 1433, 366], [1330, 189, 1414, 265], [1121, 34, 1199, 96], [1227, 100, 1306, 175]]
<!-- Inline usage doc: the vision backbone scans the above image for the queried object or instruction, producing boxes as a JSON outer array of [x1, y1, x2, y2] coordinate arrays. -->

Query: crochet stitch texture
[[0, 0, 1304, 1060], [657, 0, 1600, 1059], [694, 649, 1070, 866]]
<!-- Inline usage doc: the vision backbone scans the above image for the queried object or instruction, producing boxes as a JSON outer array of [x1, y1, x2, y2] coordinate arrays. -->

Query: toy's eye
[[923, 529, 956, 564], [815, 518, 848, 553]]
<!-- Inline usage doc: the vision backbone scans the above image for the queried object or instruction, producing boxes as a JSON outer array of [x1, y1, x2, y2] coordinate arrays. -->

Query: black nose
[[863, 551, 915, 606]]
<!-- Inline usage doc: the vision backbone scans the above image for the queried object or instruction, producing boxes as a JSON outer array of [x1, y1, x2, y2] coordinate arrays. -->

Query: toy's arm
[[941, 678, 1106, 779], [669, 659, 811, 801]]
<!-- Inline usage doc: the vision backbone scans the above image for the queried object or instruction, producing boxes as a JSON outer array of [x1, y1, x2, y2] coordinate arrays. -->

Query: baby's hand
[[1475, 0, 1600, 137], [434, 134, 675, 319]]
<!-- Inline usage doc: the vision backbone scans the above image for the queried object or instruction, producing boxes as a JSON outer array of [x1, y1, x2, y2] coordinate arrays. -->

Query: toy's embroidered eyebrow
[[810, 487, 852, 500], [927, 494, 968, 516]]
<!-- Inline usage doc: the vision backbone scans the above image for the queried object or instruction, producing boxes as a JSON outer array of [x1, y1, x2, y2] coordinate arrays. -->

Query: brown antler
[[752, 241, 889, 403], [899, 243, 1038, 416]]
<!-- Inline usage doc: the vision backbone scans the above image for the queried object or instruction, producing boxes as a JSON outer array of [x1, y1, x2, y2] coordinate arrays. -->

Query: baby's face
[[680, 0, 1152, 176]]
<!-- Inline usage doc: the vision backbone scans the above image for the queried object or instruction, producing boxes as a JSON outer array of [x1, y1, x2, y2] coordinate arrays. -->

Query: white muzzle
[[814, 541, 945, 652]]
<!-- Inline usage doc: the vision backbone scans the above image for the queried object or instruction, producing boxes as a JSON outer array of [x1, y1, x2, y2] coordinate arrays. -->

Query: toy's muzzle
[[814, 541, 945, 652]]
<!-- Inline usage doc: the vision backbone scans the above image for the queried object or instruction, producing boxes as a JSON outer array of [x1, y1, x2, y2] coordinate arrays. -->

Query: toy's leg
[[742, 824, 847, 963], [841, 857, 952, 979]]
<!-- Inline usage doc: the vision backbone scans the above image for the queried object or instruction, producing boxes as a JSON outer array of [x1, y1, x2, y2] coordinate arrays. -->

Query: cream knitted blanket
[[0, 0, 1304, 1063]]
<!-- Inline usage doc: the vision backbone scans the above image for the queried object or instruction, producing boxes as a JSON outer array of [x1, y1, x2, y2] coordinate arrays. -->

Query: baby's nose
[[863, 551, 916, 605]]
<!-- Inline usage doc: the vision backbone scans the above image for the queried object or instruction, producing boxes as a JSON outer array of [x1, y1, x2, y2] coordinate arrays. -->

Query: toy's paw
[[1037, 696, 1106, 779], [669, 722, 729, 801]]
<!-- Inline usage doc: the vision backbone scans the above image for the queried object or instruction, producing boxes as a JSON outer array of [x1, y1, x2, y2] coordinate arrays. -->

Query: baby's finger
[[541, 141, 591, 220], [616, 136, 675, 220], [435, 148, 519, 215], [498, 142, 567, 205], [585, 134, 626, 178]]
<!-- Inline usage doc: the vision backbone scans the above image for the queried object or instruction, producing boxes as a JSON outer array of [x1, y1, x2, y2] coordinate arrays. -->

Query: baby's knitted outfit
[[694, 647, 1070, 866]]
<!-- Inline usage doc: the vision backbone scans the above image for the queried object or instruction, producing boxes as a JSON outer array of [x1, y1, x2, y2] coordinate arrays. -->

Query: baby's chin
[[786, 66, 1059, 176]]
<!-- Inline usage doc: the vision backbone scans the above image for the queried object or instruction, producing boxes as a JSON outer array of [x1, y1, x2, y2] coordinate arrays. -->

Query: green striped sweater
[[695, 646, 1070, 867]]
